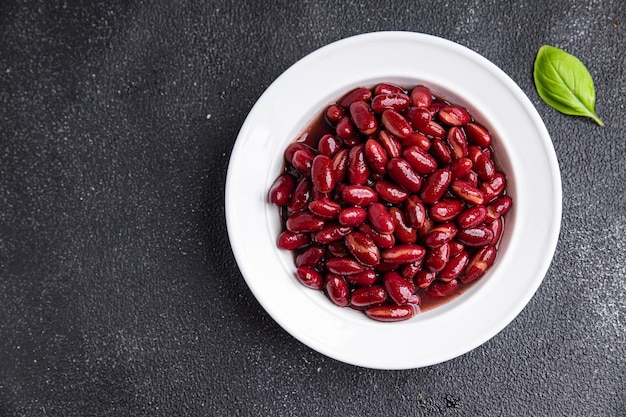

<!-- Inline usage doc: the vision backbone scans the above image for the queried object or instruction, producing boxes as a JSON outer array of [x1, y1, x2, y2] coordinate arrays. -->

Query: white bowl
[[225, 31, 562, 369]]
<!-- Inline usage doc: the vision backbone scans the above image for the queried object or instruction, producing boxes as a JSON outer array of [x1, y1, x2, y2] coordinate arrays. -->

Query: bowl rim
[[225, 31, 562, 369]]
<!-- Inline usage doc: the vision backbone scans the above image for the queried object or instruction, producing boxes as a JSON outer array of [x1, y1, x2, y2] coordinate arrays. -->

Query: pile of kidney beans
[[268, 83, 512, 322]]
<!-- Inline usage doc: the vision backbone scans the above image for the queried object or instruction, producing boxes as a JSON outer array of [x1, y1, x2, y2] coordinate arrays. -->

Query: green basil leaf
[[533, 45, 604, 126]]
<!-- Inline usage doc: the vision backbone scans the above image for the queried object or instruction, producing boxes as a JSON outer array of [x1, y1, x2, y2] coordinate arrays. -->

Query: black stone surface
[[0, 1, 624, 416]]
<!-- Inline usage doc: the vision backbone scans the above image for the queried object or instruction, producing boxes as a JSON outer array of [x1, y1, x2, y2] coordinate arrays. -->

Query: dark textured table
[[1, 1, 624, 416]]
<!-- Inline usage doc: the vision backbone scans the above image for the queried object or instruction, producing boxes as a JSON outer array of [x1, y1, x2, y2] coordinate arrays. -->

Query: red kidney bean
[[381, 244, 426, 264], [446, 126, 468, 159], [446, 157, 473, 179], [420, 169, 452, 204], [374, 82, 406, 96], [381, 109, 413, 139], [374, 180, 409, 204], [364, 138, 389, 175], [389, 207, 417, 244], [485, 196, 513, 222], [423, 222, 458, 248], [402, 131, 431, 151], [438, 105, 471, 126], [383, 271, 419, 305], [403, 145, 437, 175], [425, 242, 450, 272], [327, 240, 349, 257], [308, 198, 341, 219], [448, 240, 465, 257], [464, 122, 492, 147], [338, 206, 367, 227], [400, 260, 423, 281], [404, 195, 427, 230], [365, 304, 417, 322], [344, 270, 376, 287], [291, 148, 315, 176], [456, 225, 495, 247], [269, 173, 296, 206], [350, 100, 378, 135], [325, 257, 366, 275], [457, 205, 488, 229], [378, 130, 402, 158], [284, 142, 313, 163], [351, 285, 388, 308], [341, 185, 378, 206], [311, 154, 335, 193], [486, 217, 504, 246], [420, 120, 446, 138], [467, 145, 483, 164], [277, 230, 310, 250], [410, 85, 433, 108], [386, 158, 422, 193], [450, 179, 485, 205], [325, 104, 344, 125], [429, 199, 465, 223], [430, 138, 452, 165], [312, 222, 351, 244], [416, 216, 434, 240], [480, 172, 506, 203], [347, 144, 369, 185], [415, 270, 437, 288], [367, 202, 395, 235], [332, 148, 349, 184], [463, 169, 479, 186], [429, 100, 446, 115], [461, 246, 497, 284], [318, 134, 342, 158], [339, 87, 372, 108], [359, 223, 395, 249], [296, 267, 324, 290], [344, 231, 380, 266], [335, 115, 360, 145], [426, 279, 459, 298], [439, 250, 469, 281], [325, 273, 350, 306], [295, 245, 325, 268], [371, 93, 411, 113], [474, 153, 495, 180], [286, 211, 325, 233], [406, 106, 431, 130]]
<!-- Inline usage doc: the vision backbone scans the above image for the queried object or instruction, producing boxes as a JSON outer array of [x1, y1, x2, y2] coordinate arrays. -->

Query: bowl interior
[[266, 75, 518, 320]]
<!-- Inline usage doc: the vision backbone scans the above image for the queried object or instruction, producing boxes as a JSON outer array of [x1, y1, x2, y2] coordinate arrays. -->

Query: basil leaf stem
[[533, 45, 603, 126]]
